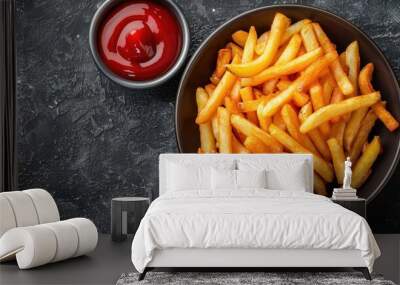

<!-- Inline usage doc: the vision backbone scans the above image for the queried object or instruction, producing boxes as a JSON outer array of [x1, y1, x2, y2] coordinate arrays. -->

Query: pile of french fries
[[194, 13, 399, 195]]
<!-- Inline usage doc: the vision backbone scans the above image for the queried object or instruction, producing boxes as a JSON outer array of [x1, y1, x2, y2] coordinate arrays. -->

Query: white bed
[[131, 154, 380, 280]]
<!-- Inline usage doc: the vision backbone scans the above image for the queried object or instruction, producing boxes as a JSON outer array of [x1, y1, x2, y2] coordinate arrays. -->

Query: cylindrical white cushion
[[65, 218, 98, 257], [1, 192, 39, 227], [0, 226, 57, 269], [0, 196, 17, 237], [23, 189, 60, 224], [42, 221, 79, 262]]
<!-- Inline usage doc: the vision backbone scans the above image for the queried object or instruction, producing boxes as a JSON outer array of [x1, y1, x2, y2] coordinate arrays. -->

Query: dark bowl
[[175, 5, 400, 203]]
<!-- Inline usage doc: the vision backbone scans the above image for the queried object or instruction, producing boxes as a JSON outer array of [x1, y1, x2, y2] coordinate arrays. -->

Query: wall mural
[[15, 0, 400, 233]]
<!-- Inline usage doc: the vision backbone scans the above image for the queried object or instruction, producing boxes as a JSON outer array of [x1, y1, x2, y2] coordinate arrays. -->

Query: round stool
[[111, 197, 150, 242]]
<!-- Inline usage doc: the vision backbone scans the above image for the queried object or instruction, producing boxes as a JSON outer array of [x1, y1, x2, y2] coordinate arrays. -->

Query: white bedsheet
[[131, 190, 380, 273]]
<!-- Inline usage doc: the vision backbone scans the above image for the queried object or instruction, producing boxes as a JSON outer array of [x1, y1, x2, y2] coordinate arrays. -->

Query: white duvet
[[131, 190, 380, 273]]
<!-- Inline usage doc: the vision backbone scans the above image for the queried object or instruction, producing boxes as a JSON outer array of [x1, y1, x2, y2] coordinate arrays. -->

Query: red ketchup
[[98, 1, 182, 81]]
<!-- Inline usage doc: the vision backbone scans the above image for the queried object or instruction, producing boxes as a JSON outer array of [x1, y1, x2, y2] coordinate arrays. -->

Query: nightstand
[[111, 197, 150, 242], [331, 198, 366, 218]]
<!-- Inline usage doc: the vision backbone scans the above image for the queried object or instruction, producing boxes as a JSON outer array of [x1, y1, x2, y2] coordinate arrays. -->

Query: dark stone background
[[15, 0, 400, 233]]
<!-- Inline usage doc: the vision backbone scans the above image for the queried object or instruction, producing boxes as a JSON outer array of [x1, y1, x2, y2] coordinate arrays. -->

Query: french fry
[[240, 87, 259, 125], [231, 114, 283, 152], [211, 114, 219, 147], [254, 19, 311, 56], [205, 83, 216, 95], [205, 85, 219, 146], [345, 41, 360, 96], [232, 135, 250, 153], [327, 138, 346, 184], [307, 129, 331, 161], [262, 79, 279, 94], [329, 87, 344, 123], [300, 22, 319, 51], [298, 102, 313, 122], [261, 52, 337, 117], [359, 63, 374, 94], [257, 103, 272, 131], [359, 64, 400, 131], [241, 47, 323, 86], [344, 107, 368, 151], [276, 79, 291, 91], [242, 26, 257, 63], [244, 136, 271, 153], [309, 80, 331, 136], [214, 48, 232, 79], [299, 92, 381, 133], [372, 101, 399, 132], [209, 74, 220, 85], [224, 96, 241, 115], [330, 120, 346, 147], [339, 52, 348, 74], [359, 169, 372, 187], [274, 33, 303, 65], [314, 173, 328, 196], [281, 104, 319, 155], [217, 107, 233, 153], [196, 56, 239, 124], [350, 109, 378, 162], [226, 42, 243, 59], [273, 111, 286, 131], [238, 95, 271, 112], [298, 102, 331, 161], [268, 123, 334, 182], [352, 136, 381, 188], [277, 80, 309, 107], [321, 71, 336, 104], [229, 80, 241, 102], [312, 23, 354, 96], [196, 88, 217, 153], [281, 19, 312, 44], [232, 30, 248, 47], [227, 13, 290, 77]]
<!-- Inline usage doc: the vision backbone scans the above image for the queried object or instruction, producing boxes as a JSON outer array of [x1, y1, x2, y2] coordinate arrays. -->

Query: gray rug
[[116, 272, 396, 285]]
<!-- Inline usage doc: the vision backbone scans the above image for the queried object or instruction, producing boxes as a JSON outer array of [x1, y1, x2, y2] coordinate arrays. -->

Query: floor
[[0, 234, 134, 285], [1, 234, 398, 285]]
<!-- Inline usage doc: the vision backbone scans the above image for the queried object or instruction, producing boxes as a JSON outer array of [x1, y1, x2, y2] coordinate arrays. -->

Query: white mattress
[[131, 190, 380, 273]]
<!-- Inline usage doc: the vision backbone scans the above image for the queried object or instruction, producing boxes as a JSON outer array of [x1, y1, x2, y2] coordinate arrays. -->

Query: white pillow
[[236, 169, 267, 189], [211, 168, 236, 190], [167, 162, 211, 191], [237, 159, 309, 192], [265, 165, 308, 191]]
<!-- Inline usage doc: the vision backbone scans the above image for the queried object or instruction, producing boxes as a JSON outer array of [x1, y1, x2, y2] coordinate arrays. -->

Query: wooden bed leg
[[354, 267, 371, 280], [138, 268, 148, 281]]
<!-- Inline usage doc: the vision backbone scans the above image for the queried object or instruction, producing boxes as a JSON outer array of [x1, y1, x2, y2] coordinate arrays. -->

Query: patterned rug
[[116, 271, 395, 285]]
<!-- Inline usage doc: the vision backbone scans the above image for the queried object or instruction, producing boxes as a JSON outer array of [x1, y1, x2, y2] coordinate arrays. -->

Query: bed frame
[[140, 248, 370, 280], [139, 154, 372, 280]]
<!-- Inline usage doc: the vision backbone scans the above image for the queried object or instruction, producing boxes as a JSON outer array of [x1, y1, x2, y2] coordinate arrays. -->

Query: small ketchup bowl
[[89, 0, 189, 89]]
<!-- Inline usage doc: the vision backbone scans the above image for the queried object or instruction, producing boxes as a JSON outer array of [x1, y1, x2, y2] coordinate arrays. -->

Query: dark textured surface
[[15, 0, 400, 233]]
